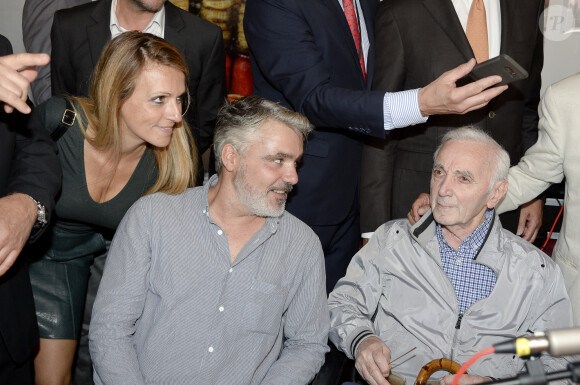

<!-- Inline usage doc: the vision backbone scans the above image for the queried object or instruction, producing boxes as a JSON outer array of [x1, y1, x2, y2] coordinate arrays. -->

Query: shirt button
[[219, 306, 224, 312], [208, 346, 214, 352], [456, 258, 461, 264], [229, 268, 233, 273], [488, 111, 496, 119], [472, 244, 478, 249], [217, 229, 223, 235]]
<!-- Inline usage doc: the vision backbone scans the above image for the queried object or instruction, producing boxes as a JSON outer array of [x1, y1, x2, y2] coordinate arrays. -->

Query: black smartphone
[[467, 54, 529, 86]]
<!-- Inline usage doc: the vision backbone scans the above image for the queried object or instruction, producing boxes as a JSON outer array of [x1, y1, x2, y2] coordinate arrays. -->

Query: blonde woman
[[27, 32, 197, 385]]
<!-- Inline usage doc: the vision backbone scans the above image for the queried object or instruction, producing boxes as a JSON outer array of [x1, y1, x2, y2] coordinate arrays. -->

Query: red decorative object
[[225, 53, 232, 91], [231, 53, 253, 96]]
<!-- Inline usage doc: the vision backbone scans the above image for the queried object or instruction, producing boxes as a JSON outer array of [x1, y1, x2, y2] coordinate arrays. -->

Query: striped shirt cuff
[[383, 89, 428, 131], [350, 330, 376, 358]]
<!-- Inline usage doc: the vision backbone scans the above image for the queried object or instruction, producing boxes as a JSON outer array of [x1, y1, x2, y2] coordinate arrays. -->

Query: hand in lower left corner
[[0, 194, 37, 276], [440, 373, 492, 385]]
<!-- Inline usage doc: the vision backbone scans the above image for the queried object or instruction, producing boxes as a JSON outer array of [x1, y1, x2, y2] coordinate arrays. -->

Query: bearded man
[[89, 96, 329, 385]]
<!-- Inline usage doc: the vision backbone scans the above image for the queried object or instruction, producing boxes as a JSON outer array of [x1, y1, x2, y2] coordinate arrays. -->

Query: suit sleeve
[[359, 3, 406, 233], [244, 0, 385, 137], [0, 35, 61, 240], [497, 83, 564, 214], [50, 11, 73, 97], [4, 106, 61, 242], [193, 27, 226, 154], [518, 0, 543, 154], [22, 0, 53, 104]]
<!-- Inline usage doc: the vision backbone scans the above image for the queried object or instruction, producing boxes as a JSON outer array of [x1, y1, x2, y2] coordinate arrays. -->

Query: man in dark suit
[[51, 0, 226, 163], [0, 35, 60, 384], [361, 0, 544, 239], [244, 0, 507, 293]]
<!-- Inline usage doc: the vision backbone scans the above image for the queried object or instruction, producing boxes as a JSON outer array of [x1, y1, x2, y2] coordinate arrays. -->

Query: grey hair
[[433, 126, 510, 191], [213, 95, 313, 173]]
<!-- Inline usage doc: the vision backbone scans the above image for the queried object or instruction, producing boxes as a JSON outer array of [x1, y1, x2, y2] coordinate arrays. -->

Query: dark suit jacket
[[22, 0, 89, 105], [50, 0, 226, 155], [244, 0, 385, 226], [0, 36, 60, 369], [360, 0, 543, 232]]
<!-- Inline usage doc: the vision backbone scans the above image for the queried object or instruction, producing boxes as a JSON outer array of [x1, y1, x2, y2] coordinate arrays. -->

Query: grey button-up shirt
[[90, 175, 330, 384]]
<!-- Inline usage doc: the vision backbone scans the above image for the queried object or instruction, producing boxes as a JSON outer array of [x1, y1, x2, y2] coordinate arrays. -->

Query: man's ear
[[221, 143, 240, 173], [487, 180, 508, 209]]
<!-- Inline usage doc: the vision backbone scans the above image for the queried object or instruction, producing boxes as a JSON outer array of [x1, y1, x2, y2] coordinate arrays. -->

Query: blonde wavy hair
[[73, 31, 197, 195]]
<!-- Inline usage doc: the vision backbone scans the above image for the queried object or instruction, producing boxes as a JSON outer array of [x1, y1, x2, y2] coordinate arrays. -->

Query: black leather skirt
[[28, 228, 106, 339]]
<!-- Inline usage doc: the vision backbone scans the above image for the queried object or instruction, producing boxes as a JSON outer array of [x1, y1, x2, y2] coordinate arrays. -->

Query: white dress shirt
[[110, 0, 165, 39]]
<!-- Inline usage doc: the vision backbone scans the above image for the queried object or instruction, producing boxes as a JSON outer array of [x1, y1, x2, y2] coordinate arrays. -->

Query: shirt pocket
[[242, 279, 285, 336]]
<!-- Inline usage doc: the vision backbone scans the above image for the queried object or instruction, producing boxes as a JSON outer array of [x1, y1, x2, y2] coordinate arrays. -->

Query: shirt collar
[[436, 208, 494, 254], [110, 0, 165, 39]]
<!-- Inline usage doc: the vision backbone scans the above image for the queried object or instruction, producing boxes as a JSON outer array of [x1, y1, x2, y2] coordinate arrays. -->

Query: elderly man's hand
[[418, 59, 508, 117], [355, 336, 392, 385], [440, 373, 492, 385], [0, 52, 50, 114], [408, 193, 431, 225], [516, 198, 543, 242], [0, 194, 37, 276]]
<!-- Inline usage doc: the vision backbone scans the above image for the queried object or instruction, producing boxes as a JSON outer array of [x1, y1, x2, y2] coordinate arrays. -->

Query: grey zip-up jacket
[[329, 211, 572, 382]]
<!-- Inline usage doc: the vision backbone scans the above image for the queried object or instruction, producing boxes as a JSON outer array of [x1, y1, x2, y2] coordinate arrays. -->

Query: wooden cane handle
[[415, 358, 461, 385]]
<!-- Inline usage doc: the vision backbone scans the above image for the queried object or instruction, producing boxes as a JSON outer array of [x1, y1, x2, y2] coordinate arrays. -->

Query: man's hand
[[0, 194, 37, 276], [355, 336, 392, 385], [418, 59, 508, 117], [0, 52, 50, 114], [517, 198, 543, 242], [408, 193, 431, 225], [440, 373, 492, 385]]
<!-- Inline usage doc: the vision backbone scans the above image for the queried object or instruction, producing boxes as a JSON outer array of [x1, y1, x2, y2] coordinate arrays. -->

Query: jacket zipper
[[424, 249, 463, 361], [450, 313, 463, 361]]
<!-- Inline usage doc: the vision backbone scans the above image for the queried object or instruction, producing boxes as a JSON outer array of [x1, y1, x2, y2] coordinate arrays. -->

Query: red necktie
[[343, 0, 366, 80]]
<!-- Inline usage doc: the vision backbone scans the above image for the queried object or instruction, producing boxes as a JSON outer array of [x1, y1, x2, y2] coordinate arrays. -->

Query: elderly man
[[328, 127, 572, 385], [89, 96, 329, 384]]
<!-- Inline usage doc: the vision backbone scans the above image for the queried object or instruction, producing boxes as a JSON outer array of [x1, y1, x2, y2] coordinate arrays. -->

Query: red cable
[[540, 203, 564, 252], [451, 346, 495, 385]]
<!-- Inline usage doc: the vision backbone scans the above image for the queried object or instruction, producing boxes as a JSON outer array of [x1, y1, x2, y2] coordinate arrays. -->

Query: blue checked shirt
[[436, 209, 497, 315]]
